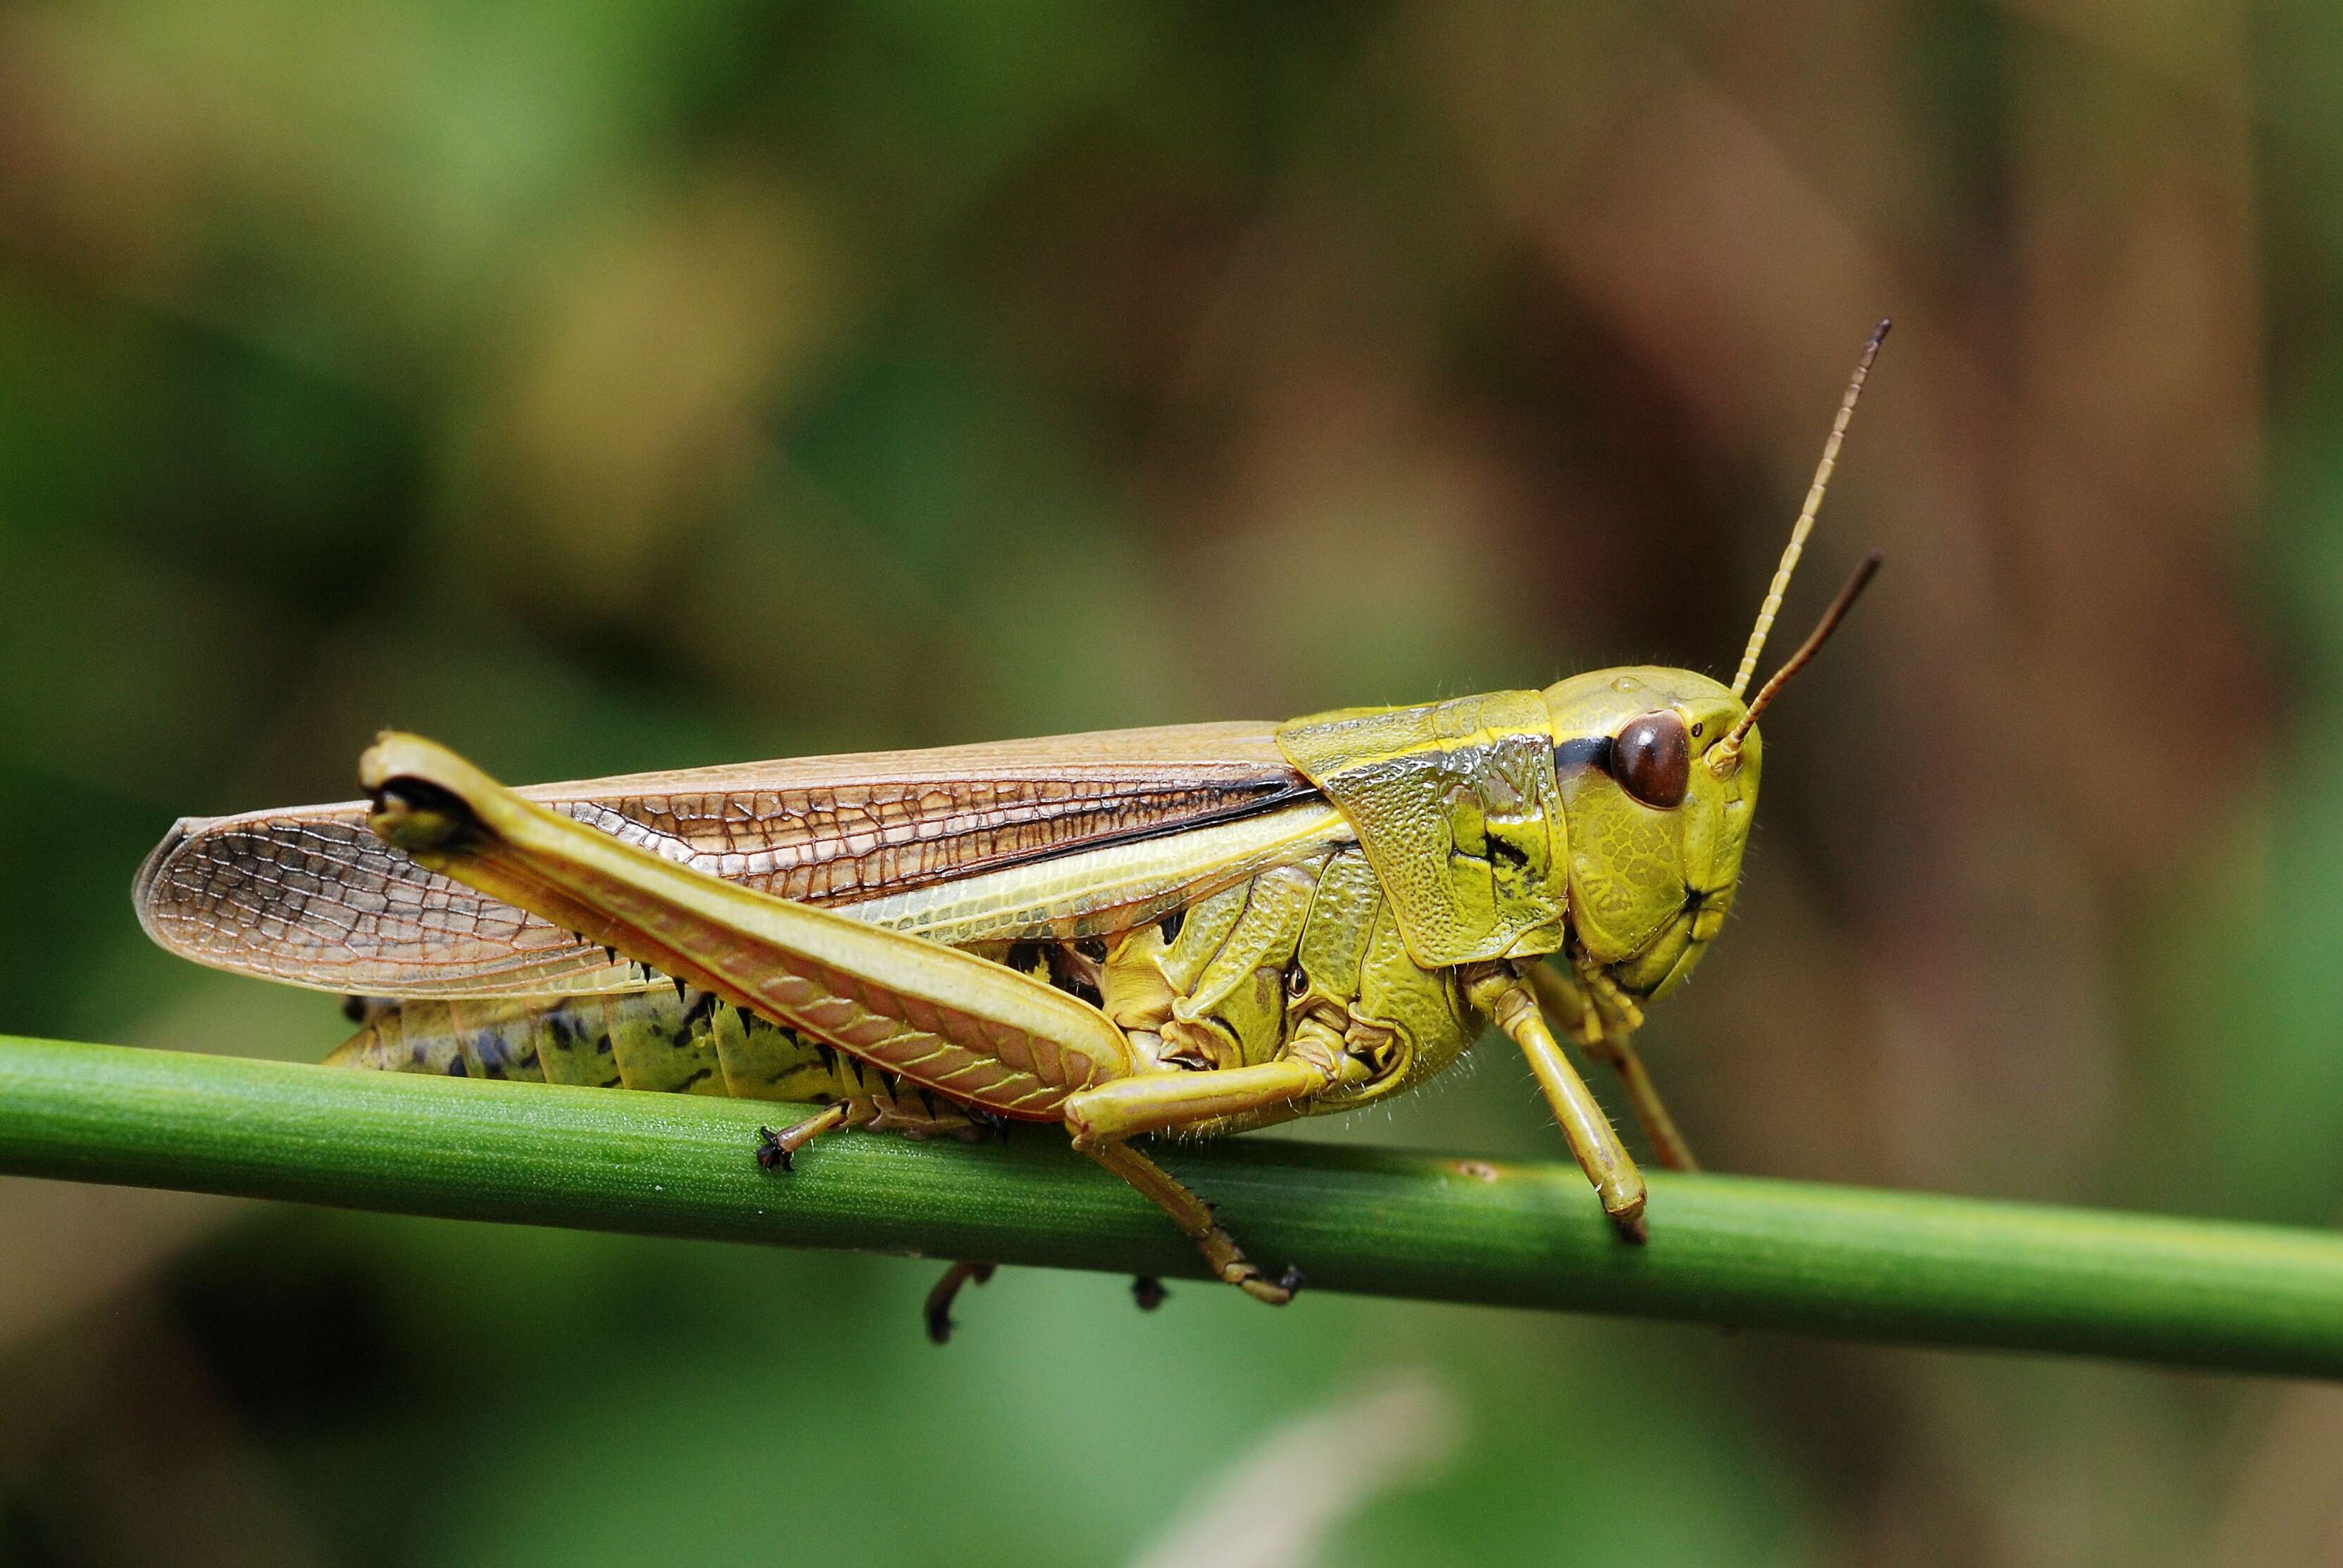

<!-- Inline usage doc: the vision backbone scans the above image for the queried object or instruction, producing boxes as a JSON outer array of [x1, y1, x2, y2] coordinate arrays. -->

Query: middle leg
[[1084, 1138, 1305, 1305], [1063, 1055, 1337, 1305]]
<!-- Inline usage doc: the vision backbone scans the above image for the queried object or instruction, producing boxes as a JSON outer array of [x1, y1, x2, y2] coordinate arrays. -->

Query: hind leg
[[751, 1081, 997, 1339], [755, 1105, 846, 1171], [922, 1261, 996, 1344]]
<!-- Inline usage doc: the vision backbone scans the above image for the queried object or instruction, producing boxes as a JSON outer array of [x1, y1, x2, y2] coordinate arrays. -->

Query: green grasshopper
[[135, 324, 1888, 1339]]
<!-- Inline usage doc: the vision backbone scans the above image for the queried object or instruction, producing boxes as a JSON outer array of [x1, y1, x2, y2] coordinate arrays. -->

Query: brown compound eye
[[1614, 710, 1690, 809]]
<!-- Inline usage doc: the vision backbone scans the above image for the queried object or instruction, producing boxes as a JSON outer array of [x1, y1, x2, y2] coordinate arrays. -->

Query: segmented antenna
[[1728, 318, 1891, 699], [1706, 553, 1882, 778]]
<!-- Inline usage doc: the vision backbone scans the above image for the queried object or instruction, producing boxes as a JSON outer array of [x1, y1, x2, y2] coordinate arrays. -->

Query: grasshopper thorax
[[1542, 667, 1758, 1001]]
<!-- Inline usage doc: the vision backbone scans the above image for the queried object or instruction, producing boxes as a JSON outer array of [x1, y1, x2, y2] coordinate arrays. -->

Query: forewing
[[136, 722, 1306, 998]]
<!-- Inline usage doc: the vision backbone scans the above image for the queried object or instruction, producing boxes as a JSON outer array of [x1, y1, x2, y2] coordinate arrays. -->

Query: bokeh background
[[4, 1, 2341, 1563]]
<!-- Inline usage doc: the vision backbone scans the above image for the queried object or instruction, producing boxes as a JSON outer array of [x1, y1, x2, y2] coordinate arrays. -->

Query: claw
[[1235, 1263, 1304, 1306], [1130, 1275, 1168, 1312], [754, 1126, 793, 1173], [923, 1261, 996, 1344]]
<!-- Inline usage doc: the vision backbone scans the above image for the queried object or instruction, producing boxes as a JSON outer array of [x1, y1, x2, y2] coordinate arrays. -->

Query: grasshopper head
[[1542, 667, 1758, 999], [1542, 551, 1880, 1000], [1542, 319, 1893, 1000]]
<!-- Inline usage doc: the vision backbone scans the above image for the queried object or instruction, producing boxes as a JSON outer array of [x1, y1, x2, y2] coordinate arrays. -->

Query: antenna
[[1708, 551, 1882, 780], [1728, 318, 1891, 700]]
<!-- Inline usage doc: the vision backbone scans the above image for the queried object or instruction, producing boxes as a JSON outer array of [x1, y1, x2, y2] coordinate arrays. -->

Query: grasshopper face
[[1543, 666, 1761, 1001], [1531, 319, 1894, 1003]]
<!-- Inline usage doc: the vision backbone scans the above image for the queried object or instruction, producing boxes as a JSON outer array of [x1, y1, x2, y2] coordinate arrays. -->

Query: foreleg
[[1468, 966, 1648, 1241]]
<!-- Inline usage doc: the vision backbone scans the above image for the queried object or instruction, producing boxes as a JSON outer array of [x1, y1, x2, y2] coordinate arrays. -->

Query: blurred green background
[[5, 1, 2343, 1563]]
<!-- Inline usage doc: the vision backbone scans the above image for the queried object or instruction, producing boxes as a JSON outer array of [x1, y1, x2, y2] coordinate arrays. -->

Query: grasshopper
[[135, 324, 1888, 1339]]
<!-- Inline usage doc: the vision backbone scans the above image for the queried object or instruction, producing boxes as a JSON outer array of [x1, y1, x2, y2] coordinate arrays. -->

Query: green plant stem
[[5, 1036, 2342, 1379]]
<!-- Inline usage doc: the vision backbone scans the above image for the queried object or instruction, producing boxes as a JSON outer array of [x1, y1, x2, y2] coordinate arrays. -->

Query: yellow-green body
[[328, 667, 1761, 1152], [140, 667, 1786, 1321], [144, 321, 1883, 1324]]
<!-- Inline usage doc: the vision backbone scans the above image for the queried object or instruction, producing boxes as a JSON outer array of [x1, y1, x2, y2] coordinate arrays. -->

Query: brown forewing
[[136, 722, 1305, 998]]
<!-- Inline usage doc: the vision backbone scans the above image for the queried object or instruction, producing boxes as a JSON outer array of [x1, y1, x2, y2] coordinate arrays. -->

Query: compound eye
[[1614, 710, 1690, 809]]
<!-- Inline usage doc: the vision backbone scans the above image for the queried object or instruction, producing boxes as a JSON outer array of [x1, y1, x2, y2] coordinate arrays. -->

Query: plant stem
[[4, 1036, 2341, 1379]]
